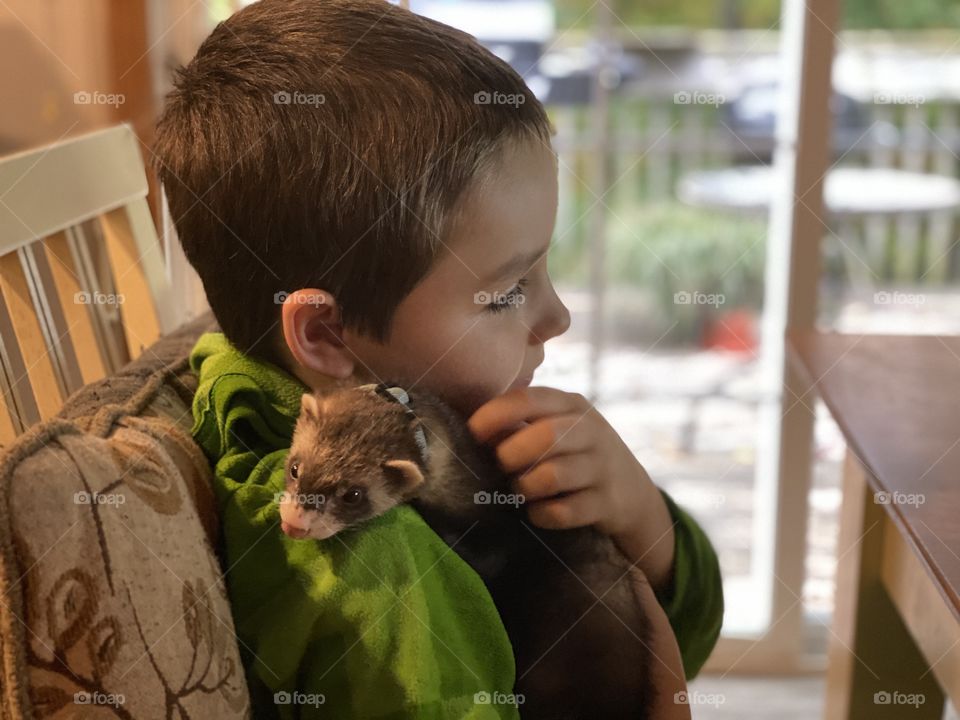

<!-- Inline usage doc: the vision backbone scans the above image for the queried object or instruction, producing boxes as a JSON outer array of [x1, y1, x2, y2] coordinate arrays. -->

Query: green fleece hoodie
[[189, 332, 723, 719]]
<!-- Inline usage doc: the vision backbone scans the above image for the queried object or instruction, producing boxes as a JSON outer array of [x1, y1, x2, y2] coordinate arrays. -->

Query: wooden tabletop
[[788, 331, 960, 623]]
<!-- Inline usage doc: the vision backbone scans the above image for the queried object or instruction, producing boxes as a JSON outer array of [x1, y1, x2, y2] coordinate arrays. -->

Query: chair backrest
[[0, 124, 170, 443]]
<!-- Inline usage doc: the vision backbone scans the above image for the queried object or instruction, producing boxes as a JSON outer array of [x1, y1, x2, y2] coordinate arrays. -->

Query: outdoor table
[[677, 166, 960, 216], [678, 165, 960, 289]]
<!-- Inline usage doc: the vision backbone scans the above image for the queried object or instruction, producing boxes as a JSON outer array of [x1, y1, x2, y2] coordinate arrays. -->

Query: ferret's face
[[278, 464, 382, 540], [278, 390, 426, 540]]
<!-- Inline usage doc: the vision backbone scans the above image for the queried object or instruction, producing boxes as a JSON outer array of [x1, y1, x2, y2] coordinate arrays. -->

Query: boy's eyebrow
[[482, 243, 551, 285]]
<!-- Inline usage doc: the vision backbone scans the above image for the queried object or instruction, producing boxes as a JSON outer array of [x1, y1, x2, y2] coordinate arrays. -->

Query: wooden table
[[789, 332, 960, 719]]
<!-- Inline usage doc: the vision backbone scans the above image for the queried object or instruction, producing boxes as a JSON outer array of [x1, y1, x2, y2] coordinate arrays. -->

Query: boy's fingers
[[496, 414, 594, 474], [467, 386, 592, 446], [511, 455, 595, 502], [525, 488, 604, 530]]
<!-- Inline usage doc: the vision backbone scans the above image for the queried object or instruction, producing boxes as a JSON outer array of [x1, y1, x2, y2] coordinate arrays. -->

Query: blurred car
[[722, 80, 899, 163]]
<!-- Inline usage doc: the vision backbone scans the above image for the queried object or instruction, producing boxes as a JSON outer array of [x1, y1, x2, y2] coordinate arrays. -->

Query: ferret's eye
[[289, 462, 299, 479], [341, 487, 364, 505]]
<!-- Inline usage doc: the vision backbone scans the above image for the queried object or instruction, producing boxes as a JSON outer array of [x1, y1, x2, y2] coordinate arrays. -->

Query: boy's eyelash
[[486, 277, 528, 314]]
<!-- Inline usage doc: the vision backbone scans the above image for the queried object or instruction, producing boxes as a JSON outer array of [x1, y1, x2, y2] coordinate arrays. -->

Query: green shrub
[[550, 201, 767, 345], [606, 201, 766, 309]]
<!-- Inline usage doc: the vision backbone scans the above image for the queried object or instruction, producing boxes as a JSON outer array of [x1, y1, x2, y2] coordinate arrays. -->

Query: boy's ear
[[300, 392, 321, 420], [281, 289, 354, 380]]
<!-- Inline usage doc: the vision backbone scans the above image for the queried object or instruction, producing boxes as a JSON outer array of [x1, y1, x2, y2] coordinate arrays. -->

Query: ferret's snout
[[280, 521, 309, 539], [279, 491, 313, 538], [278, 490, 340, 540]]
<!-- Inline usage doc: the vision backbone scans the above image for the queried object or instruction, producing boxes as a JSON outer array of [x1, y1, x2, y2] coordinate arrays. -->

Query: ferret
[[278, 382, 655, 720]]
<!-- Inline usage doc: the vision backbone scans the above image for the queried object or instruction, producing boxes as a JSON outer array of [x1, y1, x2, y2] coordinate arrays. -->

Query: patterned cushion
[[0, 312, 251, 719]]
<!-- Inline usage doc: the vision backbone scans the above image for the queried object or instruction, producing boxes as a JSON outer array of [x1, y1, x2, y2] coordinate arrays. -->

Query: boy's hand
[[467, 386, 677, 593]]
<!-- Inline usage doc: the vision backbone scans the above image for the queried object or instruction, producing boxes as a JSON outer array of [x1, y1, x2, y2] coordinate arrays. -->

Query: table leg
[[824, 450, 945, 719]]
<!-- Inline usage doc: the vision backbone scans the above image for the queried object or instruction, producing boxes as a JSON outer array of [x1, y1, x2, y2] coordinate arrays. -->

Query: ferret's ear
[[382, 459, 425, 493], [300, 393, 321, 420]]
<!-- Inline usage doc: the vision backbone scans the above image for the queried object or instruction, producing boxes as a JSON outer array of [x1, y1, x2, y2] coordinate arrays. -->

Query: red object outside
[[700, 309, 758, 353]]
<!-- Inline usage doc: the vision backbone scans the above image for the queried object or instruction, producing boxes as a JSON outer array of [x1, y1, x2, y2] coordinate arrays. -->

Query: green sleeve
[[654, 488, 724, 680]]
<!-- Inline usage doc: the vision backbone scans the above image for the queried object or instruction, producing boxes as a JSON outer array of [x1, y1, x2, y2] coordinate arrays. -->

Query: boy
[[154, 0, 722, 717]]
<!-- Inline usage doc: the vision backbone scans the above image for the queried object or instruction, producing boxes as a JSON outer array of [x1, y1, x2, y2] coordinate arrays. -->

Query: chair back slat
[[43, 231, 111, 385], [100, 202, 164, 359], [68, 222, 131, 373], [0, 296, 38, 435], [0, 251, 64, 420], [0, 371, 19, 445], [23, 239, 86, 396]]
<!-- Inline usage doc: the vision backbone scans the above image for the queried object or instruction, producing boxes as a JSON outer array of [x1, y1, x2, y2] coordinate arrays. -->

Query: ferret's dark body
[[284, 384, 655, 719]]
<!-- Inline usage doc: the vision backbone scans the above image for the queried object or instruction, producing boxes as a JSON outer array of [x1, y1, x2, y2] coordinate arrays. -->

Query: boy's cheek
[[387, 338, 524, 415]]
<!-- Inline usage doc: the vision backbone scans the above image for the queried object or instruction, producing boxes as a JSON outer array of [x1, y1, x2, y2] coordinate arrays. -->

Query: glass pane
[[540, 12, 780, 640]]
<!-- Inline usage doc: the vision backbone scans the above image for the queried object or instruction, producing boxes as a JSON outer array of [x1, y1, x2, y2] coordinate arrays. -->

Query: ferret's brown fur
[[283, 385, 655, 719]]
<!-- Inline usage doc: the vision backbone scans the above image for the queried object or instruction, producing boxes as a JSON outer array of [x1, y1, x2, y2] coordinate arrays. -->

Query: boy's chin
[[508, 373, 534, 391]]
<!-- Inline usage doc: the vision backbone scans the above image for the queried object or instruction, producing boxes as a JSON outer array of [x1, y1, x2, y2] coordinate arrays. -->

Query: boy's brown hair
[[153, 0, 554, 369]]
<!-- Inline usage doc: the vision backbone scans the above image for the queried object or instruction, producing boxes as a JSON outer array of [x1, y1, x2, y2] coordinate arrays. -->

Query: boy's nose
[[535, 291, 571, 342]]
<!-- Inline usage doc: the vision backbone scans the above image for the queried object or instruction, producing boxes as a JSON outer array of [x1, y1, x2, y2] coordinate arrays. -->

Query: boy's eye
[[342, 487, 364, 505], [486, 277, 529, 314], [290, 462, 299, 479]]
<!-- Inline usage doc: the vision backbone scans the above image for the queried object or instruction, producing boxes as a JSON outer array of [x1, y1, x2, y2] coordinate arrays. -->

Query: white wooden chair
[[0, 124, 171, 444]]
